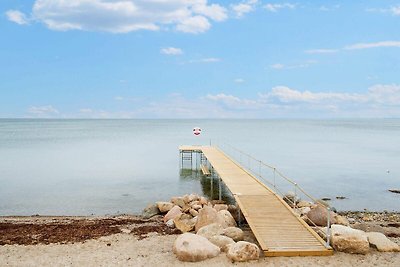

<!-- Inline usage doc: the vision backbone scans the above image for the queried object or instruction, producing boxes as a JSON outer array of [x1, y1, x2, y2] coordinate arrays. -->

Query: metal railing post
[[273, 168, 276, 188], [326, 207, 331, 248], [294, 183, 297, 209], [219, 177, 222, 201]]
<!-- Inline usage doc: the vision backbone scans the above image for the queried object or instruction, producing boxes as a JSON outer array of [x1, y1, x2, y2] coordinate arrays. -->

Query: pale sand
[[1, 233, 399, 267]]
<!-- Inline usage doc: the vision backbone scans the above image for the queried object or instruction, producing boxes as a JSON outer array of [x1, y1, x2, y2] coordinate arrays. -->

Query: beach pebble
[[226, 241, 260, 262], [366, 232, 400, 252], [173, 233, 220, 262], [209, 235, 235, 252], [221, 227, 244, 242], [166, 219, 175, 228]]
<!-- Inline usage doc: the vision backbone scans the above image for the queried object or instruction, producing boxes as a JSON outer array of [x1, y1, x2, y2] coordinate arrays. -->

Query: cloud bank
[[7, 0, 228, 34]]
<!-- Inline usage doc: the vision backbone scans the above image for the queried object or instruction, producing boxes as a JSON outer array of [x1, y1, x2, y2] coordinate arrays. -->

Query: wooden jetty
[[179, 145, 333, 257]]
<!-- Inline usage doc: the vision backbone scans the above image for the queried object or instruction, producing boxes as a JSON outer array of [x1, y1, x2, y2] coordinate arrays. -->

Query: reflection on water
[[179, 166, 234, 205]]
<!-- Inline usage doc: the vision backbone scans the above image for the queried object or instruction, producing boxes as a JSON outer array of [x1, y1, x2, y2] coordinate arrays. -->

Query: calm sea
[[0, 119, 399, 215]]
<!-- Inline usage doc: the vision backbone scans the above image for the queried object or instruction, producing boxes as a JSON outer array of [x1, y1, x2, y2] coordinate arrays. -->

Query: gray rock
[[366, 232, 400, 252], [173, 233, 220, 262], [171, 197, 186, 208], [226, 241, 260, 262], [209, 235, 235, 252], [221, 227, 244, 241], [197, 223, 223, 239], [166, 219, 175, 228], [142, 204, 160, 219]]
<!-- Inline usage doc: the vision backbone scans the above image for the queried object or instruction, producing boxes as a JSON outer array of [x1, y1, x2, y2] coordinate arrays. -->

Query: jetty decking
[[179, 145, 333, 257]]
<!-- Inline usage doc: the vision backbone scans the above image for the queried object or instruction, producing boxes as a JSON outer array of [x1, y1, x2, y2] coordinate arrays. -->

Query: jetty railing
[[215, 142, 332, 248]]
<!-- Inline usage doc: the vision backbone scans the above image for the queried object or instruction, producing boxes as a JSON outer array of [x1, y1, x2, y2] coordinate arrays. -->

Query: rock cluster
[[145, 193, 260, 262], [144, 193, 399, 260]]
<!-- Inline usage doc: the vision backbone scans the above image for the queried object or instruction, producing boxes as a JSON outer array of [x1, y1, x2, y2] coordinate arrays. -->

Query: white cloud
[[231, 0, 258, 17], [305, 49, 338, 54], [176, 15, 211, 33], [345, 41, 400, 50], [160, 47, 183, 55], [270, 63, 285, 69], [319, 5, 340, 12], [79, 108, 93, 113], [28, 105, 59, 116], [270, 60, 317, 70], [206, 93, 260, 109], [234, 78, 245, 83], [391, 5, 400, 15], [189, 57, 221, 63], [264, 3, 296, 12], [6, 10, 29, 25], [10, 0, 227, 34]]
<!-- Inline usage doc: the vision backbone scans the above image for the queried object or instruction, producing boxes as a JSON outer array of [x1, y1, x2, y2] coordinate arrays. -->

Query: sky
[[0, 0, 400, 119]]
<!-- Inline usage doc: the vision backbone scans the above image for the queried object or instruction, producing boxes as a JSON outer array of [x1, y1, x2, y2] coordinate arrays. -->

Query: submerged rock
[[226, 241, 260, 262], [173, 233, 220, 262]]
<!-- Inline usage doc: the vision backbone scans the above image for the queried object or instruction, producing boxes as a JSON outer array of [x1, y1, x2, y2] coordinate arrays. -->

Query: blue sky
[[1, 0, 400, 118]]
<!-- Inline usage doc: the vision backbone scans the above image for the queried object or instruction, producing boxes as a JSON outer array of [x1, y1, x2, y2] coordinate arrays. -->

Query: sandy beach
[[1, 213, 399, 267]]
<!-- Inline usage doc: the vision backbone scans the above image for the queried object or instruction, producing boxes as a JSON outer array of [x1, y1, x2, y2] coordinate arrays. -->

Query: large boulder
[[221, 227, 244, 242], [209, 235, 235, 252], [218, 210, 237, 228], [183, 194, 199, 204], [164, 205, 182, 223], [306, 205, 337, 226], [142, 204, 160, 219], [297, 200, 312, 208], [366, 232, 400, 252], [195, 206, 226, 231], [173, 233, 220, 262], [226, 241, 260, 262], [328, 224, 369, 254], [197, 223, 223, 239], [174, 214, 197, 233], [156, 202, 174, 213]]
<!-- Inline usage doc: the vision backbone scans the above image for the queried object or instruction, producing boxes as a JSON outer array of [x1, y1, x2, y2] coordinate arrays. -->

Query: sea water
[[0, 119, 399, 215]]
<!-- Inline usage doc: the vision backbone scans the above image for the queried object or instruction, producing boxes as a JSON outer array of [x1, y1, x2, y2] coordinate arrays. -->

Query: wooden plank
[[179, 145, 332, 257]]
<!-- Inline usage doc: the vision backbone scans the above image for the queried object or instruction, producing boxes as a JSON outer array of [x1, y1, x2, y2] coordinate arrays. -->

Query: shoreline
[[1, 212, 399, 266]]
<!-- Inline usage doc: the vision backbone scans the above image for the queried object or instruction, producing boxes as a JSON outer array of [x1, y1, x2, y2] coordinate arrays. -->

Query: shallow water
[[0, 119, 399, 215]]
